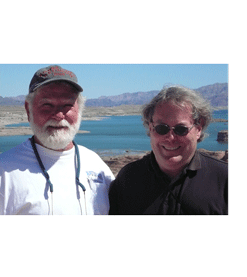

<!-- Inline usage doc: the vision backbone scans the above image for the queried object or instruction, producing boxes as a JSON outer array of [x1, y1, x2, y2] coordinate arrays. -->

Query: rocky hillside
[[196, 83, 228, 107], [86, 83, 228, 107], [0, 83, 228, 108], [86, 90, 159, 107], [0, 95, 25, 106]]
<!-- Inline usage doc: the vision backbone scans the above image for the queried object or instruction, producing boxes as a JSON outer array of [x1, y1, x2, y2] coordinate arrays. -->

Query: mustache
[[43, 119, 71, 129]]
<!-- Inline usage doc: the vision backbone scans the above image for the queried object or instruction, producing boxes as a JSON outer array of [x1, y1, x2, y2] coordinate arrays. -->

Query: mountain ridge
[[0, 83, 228, 107]]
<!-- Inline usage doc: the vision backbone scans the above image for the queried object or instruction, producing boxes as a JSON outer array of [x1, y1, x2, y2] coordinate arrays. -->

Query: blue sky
[[0, 64, 228, 99]]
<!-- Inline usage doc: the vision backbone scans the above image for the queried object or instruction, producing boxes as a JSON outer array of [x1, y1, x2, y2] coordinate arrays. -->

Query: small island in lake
[[217, 130, 228, 143]]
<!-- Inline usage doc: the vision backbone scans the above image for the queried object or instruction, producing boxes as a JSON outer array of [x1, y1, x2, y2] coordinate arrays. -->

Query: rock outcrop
[[217, 130, 228, 142]]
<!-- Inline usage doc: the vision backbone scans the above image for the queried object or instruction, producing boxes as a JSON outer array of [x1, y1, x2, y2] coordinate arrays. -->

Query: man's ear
[[196, 124, 202, 140], [148, 122, 153, 135], [25, 101, 30, 121], [195, 119, 204, 140]]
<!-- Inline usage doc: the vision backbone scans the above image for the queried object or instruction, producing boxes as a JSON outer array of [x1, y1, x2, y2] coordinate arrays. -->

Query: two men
[[0, 65, 115, 215], [0, 66, 228, 215], [109, 86, 228, 215]]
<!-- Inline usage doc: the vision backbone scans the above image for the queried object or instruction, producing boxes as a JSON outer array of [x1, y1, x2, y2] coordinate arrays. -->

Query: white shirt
[[0, 139, 115, 215]]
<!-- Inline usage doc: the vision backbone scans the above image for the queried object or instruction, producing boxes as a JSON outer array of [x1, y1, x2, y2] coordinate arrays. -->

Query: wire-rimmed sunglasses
[[151, 122, 195, 136]]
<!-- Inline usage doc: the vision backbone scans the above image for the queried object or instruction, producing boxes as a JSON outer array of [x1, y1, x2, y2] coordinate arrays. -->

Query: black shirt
[[109, 150, 228, 215]]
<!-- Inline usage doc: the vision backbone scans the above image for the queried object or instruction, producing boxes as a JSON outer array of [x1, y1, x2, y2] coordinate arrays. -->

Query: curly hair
[[142, 85, 212, 142]]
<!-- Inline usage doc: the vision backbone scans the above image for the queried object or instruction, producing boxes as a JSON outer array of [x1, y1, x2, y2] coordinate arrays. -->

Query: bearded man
[[0, 65, 115, 215]]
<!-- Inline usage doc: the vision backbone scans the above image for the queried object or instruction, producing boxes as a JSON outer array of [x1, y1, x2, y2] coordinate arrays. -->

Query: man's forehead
[[34, 82, 79, 98], [34, 86, 79, 103], [153, 101, 194, 123], [38, 96, 77, 103], [37, 81, 79, 92], [155, 101, 193, 113]]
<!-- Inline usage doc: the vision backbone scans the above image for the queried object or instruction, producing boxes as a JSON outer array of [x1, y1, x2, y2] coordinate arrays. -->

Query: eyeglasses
[[152, 122, 195, 136]]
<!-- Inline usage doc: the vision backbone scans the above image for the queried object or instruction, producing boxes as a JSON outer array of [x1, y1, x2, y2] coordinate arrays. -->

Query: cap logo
[[38, 66, 75, 79]]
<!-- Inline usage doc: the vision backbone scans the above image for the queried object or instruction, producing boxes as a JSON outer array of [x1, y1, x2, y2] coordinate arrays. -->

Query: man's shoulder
[[198, 150, 228, 163], [77, 144, 94, 154], [117, 152, 152, 177], [76, 144, 113, 172], [76, 144, 102, 160], [0, 139, 34, 173], [0, 139, 31, 160], [197, 150, 228, 171]]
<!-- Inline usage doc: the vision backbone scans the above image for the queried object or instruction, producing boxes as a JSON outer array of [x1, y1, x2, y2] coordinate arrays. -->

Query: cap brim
[[30, 78, 83, 93]]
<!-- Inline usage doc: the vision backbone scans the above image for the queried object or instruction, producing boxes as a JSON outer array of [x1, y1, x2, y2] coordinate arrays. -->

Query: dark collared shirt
[[109, 150, 228, 215]]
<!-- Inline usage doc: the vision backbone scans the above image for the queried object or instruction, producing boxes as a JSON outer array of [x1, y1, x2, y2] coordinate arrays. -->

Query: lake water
[[0, 110, 228, 156]]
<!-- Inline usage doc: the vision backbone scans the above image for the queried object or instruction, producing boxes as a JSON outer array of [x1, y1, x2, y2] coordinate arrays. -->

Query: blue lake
[[0, 110, 228, 155]]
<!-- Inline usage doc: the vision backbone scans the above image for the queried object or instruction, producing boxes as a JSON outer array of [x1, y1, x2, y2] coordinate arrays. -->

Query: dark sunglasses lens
[[174, 126, 189, 136], [155, 125, 170, 135]]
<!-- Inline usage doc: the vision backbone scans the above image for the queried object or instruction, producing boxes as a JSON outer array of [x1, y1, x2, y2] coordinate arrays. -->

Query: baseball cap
[[29, 65, 83, 94]]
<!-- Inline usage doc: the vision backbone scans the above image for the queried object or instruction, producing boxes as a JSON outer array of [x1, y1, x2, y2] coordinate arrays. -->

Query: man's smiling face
[[149, 101, 202, 177]]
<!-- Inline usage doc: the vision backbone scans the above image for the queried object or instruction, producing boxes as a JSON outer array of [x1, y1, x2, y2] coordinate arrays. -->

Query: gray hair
[[25, 81, 86, 119], [142, 85, 212, 142]]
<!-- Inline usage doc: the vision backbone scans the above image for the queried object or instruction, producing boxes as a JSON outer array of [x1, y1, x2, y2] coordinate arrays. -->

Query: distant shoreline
[[0, 105, 228, 137]]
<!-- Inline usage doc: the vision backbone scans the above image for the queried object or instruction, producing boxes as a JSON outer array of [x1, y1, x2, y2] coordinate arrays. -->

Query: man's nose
[[52, 108, 65, 120], [164, 129, 176, 140]]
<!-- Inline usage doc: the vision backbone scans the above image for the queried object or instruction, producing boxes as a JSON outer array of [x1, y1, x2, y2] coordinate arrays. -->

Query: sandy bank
[[0, 105, 142, 136]]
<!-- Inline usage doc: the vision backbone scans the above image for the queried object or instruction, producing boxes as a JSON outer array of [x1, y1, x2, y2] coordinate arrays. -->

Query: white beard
[[29, 116, 81, 150]]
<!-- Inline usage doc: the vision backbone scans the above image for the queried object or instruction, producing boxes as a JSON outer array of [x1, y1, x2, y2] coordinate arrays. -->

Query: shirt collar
[[186, 150, 202, 171]]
